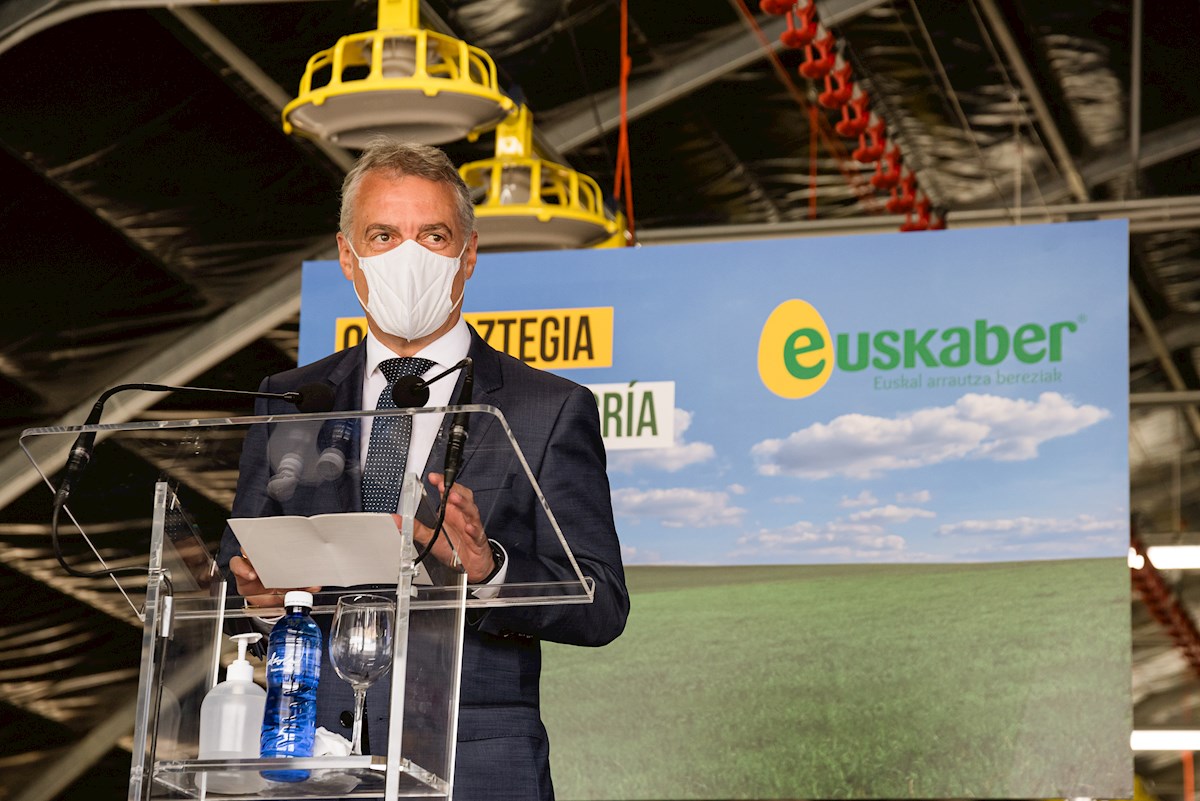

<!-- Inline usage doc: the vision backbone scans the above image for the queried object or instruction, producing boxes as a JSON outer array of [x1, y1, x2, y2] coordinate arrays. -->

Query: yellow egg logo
[[758, 299, 835, 398]]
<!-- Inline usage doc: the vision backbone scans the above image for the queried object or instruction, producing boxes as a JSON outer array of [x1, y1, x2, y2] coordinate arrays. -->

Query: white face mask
[[348, 238, 468, 341]]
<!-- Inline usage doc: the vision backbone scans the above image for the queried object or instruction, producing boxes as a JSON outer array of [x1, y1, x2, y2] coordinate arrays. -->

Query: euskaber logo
[[758, 299, 835, 399], [757, 299, 1079, 398]]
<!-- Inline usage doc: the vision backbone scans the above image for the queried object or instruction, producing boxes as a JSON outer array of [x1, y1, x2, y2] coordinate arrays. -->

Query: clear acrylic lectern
[[20, 405, 595, 800]]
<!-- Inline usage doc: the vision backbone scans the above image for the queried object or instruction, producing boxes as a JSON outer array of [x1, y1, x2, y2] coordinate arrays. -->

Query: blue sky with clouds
[[302, 220, 1129, 565]]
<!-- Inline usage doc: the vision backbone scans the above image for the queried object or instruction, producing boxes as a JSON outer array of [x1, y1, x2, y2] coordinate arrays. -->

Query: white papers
[[229, 512, 411, 587]]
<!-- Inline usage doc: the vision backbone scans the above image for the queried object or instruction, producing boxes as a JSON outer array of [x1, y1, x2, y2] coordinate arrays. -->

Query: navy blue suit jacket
[[218, 327, 629, 800]]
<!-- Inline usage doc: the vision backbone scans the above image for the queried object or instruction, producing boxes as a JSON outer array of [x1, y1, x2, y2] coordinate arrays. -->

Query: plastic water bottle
[[259, 591, 321, 782]]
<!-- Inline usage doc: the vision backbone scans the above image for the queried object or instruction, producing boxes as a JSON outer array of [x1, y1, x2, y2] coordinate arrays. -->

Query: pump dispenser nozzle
[[226, 633, 262, 683]]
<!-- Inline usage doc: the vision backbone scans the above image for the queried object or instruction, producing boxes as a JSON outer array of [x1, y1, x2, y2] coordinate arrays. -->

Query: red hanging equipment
[[760, 0, 793, 14], [835, 90, 870, 138], [869, 144, 902, 190], [886, 170, 918, 214], [852, 117, 886, 163], [900, 195, 932, 232], [780, 2, 819, 48], [818, 58, 854, 109], [798, 29, 837, 80]]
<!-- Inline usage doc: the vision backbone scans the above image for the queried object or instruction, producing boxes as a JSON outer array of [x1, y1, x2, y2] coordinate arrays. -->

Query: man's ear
[[462, 230, 479, 280], [336, 232, 355, 281]]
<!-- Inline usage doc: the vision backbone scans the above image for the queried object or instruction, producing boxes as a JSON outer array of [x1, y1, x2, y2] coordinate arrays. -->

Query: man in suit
[[217, 139, 629, 801]]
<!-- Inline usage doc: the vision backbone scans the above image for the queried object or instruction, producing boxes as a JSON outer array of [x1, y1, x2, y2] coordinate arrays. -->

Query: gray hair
[[339, 138, 476, 238]]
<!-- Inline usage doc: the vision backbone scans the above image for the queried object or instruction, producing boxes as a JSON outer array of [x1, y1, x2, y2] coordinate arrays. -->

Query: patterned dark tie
[[362, 357, 435, 513]]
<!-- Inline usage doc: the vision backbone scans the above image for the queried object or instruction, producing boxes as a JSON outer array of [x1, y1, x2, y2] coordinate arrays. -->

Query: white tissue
[[313, 727, 353, 757]]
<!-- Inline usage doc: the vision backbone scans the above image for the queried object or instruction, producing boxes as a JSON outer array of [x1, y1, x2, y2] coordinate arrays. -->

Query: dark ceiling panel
[[0, 144, 204, 429], [0, 9, 342, 309]]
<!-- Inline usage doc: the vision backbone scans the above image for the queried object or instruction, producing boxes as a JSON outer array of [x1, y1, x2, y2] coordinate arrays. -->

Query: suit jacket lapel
[[456, 326, 503, 481], [419, 325, 503, 493]]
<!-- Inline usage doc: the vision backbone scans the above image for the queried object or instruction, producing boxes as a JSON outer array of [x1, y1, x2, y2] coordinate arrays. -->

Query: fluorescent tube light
[[1131, 730, 1200, 751], [1146, 546, 1200, 570]]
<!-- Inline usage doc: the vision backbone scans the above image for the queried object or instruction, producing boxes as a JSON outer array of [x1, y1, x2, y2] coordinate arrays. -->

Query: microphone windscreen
[[316, 448, 347, 481], [392, 375, 430, 408], [267, 474, 299, 501], [294, 382, 336, 413]]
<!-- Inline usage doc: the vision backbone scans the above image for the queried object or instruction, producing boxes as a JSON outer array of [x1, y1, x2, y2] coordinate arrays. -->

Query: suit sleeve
[[477, 383, 630, 647]]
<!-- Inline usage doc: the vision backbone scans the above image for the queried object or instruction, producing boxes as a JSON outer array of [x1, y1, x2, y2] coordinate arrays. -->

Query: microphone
[[316, 418, 358, 481], [384, 358, 473, 484], [269, 416, 357, 501], [390, 359, 473, 408], [51, 379, 335, 582], [267, 423, 314, 501], [443, 358, 474, 489], [391, 375, 430, 408], [134, 381, 336, 413], [287, 383, 336, 414], [55, 381, 336, 507], [413, 358, 474, 568]]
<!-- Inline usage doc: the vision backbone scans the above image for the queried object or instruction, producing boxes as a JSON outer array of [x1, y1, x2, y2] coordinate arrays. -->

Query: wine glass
[[329, 594, 397, 755]]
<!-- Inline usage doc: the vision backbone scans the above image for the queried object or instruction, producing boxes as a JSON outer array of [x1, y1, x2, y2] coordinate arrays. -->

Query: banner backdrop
[[300, 220, 1131, 799]]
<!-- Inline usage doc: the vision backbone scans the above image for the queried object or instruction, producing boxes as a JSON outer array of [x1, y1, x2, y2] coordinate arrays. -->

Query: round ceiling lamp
[[282, 0, 515, 148], [459, 106, 626, 251]]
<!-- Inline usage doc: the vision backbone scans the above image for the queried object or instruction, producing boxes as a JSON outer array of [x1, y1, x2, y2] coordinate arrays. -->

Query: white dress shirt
[[360, 319, 507, 588], [361, 318, 471, 476]]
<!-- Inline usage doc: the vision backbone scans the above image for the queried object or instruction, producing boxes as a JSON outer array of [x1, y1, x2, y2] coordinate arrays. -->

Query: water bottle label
[[267, 653, 301, 671]]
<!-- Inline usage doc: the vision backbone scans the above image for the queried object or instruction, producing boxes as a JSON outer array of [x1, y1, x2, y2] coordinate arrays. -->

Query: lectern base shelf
[[147, 755, 446, 799]]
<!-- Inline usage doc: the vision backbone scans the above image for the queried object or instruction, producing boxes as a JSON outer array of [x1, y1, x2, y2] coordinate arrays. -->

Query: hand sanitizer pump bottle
[[198, 633, 267, 793]]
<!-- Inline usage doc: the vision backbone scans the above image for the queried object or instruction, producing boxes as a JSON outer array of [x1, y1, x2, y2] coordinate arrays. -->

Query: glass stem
[[351, 687, 367, 756]]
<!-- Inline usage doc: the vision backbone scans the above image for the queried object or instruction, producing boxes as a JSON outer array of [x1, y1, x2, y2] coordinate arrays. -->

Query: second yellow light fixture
[[459, 106, 627, 251]]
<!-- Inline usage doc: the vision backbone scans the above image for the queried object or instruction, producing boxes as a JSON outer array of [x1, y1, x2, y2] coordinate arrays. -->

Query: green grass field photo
[[541, 558, 1131, 800]]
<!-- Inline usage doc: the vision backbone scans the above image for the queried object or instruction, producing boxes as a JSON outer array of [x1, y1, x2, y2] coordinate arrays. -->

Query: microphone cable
[[412, 359, 474, 572]]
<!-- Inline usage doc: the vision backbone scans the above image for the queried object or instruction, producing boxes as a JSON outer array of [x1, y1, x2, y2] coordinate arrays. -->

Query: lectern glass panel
[[20, 407, 594, 800]]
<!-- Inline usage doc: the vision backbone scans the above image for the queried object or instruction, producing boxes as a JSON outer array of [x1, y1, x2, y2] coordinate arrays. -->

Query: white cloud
[[734, 518, 908, 561], [839, 490, 879, 508], [608, 408, 715, 473], [954, 392, 1111, 460], [621, 544, 663, 564], [751, 392, 1109, 479], [735, 518, 904, 550], [804, 543, 924, 560], [728, 483, 747, 495], [850, 533, 907, 551], [848, 505, 936, 524], [937, 514, 1126, 538], [825, 521, 886, 536], [953, 532, 1126, 559], [896, 489, 932, 504], [771, 494, 805, 505], [612, 487, 746, 528], [739, 521, 831, 547]]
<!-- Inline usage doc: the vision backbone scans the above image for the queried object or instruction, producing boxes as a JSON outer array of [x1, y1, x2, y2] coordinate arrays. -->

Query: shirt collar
[[365, 317, 471, 378]]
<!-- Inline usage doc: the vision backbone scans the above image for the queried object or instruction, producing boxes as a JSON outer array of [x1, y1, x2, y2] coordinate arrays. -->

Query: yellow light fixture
[[283, 0, 515, 147], [459, 106, 627, 251], [592, 211, 634, 248]]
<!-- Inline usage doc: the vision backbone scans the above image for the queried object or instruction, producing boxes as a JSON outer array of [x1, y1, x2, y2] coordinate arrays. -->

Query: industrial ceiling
[[2, 0, 1200, 798]]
